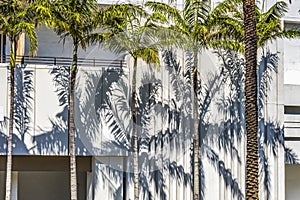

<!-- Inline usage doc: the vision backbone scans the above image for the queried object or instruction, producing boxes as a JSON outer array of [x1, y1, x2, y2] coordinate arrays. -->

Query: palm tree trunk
[[192, 0, 200, 196], [69, 41, 78, 200], [243, 0, 259, 199], [6, 37, 17, 200], [192, 49, 199, 200], [132, 58, 139, 200]]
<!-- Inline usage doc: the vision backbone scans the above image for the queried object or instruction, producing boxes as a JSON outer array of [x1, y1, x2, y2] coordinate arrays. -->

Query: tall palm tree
[[146, 1, 243, 199], [49, 0, 100, 199], [213, 0, 300, 198], [243, 0, 259, 198], [102, 4, 167, 199], [50, 1, 123, 199], [0, 0, 47, 199]]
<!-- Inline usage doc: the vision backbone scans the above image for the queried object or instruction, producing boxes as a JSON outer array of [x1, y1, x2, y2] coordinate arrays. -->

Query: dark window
[[284, 22, 300, 31], [285, 106, 300, 115]]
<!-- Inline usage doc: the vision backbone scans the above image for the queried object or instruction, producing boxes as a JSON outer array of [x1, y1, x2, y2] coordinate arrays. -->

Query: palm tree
[[0, 0, 46, 199], [213, 0, 300, 198], [102, 4, 168, 199], [146, 1, 244, 198], [50, 0, 124, 199], [49, 0, 100, 199], [243, 0, 259, 198], [214, 0, 300, 52]]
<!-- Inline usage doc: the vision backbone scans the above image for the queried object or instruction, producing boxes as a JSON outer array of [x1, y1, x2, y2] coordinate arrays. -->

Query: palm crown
[[214, 0, 300, 52]]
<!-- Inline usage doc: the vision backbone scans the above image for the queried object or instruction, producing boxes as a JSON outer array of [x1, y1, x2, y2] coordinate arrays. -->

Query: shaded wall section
[[0, 156, 91, 200], [0, 64, 129, 156], [0, 45, 292, 200], [286, 165, 300, 200]]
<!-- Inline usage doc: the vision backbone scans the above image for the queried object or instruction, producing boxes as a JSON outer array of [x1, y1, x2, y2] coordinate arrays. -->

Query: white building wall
[[0, 47, 287, 199], [2, 0, 300, 199], [24, 25, 120, 61]]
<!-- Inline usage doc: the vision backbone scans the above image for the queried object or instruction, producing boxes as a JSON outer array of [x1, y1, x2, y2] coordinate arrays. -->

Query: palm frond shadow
[[92, 158, 124, 200], [14, 65, 34, 143], [217, 49, 299, 200], [257, 49, 298, 198], [212, 51, 246, 173], [96, 49, 247, 199], [257, 50, 278, 116], [89, 49, 299, 199], [96, 60, 194, 199], [9, 64, 34, 154], [74, 68, 105, 156], [258, 118, 285, 199], [33, 65, 87, 155], [182, 50, 243, 200], [0, 116, 9, 154], [95, 68, 131, 154], [33, 66, 69, 154], [285, 147, 298, 164], [2, 64, 42, 154]]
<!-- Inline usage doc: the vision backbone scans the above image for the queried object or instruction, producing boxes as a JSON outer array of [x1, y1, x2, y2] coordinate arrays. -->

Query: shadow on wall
[[94, 50, 245, 199], [33, 66, 70, 155], [0, 49, 298, 199], [33, 63, 130, 156], [0, 64, 34, 155], [93, 49, 299, 200]]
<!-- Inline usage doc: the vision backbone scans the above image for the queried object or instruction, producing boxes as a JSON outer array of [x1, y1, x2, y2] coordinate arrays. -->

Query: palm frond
[[0, 0, 39, 56], [261, 1, 288, 22], [186, 0, 210, 20], [50, 0, 98, 46], [145, 1, 185, 27]]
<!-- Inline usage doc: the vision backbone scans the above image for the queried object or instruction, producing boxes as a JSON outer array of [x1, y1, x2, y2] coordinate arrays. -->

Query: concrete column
[[86, 167, 94, 200], [277, 27, 285, 200], [12, 172, 18, 200], [16, 33, 25, 58], [86, 157, 95, 200]]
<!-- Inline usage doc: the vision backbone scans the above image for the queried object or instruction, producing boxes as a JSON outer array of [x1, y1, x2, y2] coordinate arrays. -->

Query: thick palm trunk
[[5, 37, 17, 200], [193, 50, 200, 200], [243, 0, 259, 199], [132, 58, 139, 200], [69, 42, 78, 200]]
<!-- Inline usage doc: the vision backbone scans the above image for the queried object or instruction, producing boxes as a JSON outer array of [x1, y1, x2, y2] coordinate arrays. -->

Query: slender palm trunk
[[6, 37, 17, 200], [69, 41, 78, 200], [192, 1, 200, 197], [243, 0, 259, 199], [192, 49, 199, 200], [132, 58, 139, 200]]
